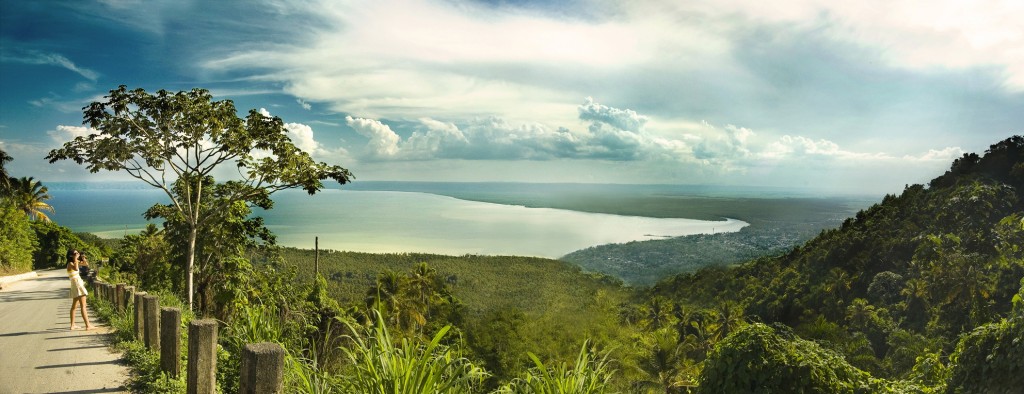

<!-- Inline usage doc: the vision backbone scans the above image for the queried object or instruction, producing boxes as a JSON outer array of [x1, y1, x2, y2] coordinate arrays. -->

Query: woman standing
[[67, 249, 92, 330]]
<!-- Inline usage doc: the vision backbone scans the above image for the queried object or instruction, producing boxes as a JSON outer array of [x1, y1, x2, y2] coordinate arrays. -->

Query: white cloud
[[48, 125, 97, 143], [904, 146, 965, 162], [1, 49, 99, 81], [669, 0, 1024, 90], [578, 97, 648, 133], [345, 116, 402, 159], [296, 99, 311, 110]]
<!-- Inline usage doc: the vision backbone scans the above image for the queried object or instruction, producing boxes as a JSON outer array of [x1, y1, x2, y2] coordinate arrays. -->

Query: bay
[[45, 183, 747, 258]]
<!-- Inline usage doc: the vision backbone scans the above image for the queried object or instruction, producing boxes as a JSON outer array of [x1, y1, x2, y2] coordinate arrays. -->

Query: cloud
[[48, 125, 97, 143], [1, 49, 99, 81], [578, 97, 648, 133], [904, 147, 966, 162], [345, 116, 402, 159], [344, 98, 674, 162], [296, 99, 311, 110]]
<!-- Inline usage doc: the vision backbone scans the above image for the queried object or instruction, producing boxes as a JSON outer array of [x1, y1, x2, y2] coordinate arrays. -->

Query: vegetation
[[33, 130, 1024, 393], [0, 147, 103, 274], [46, 85, 353, 308]]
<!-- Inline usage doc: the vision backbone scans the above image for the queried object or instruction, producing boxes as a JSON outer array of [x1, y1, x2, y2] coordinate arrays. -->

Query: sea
[[44, 182, 749, 258]]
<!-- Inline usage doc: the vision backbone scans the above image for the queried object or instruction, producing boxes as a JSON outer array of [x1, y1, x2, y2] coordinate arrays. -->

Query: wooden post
[[143, 295, 160, 351], [160, 307, 181, 378], [239, 342, 285, 394], [134, 292, 148, 341], [187, 319, 218, 394]]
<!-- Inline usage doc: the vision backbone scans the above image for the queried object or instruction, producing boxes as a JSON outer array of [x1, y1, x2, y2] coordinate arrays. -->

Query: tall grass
[[498, 341, 615, 394], [340, 310, 489, 393]]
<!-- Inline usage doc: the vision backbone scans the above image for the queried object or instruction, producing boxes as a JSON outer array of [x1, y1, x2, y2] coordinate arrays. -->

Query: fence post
[[124, 286, 135, 313], [133, 292, 148, 341], [239, 342, 285, 394], [115, 283, 126, 312], [160, 307, 181, 378], [187, 319, 218, 394], [143, 295, 160, 351]]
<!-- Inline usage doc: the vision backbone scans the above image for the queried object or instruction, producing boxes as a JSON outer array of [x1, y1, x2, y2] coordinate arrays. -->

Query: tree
[[0, 199, 38, 273], [0, 147, 12, 195], [47, 86, 352, 308], [9, 177, 55, 222]]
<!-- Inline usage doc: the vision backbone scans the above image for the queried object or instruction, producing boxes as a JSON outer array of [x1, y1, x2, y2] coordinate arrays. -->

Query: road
[[0, 269, 128, 394]]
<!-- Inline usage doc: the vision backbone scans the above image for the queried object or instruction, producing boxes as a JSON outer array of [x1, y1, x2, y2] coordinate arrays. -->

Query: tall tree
[[46, 86, 352, 308], [10, 177, 55, 222]]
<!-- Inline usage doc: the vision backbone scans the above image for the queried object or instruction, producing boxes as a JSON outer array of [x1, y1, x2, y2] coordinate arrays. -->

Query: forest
[[3, 130, 1022, 392]]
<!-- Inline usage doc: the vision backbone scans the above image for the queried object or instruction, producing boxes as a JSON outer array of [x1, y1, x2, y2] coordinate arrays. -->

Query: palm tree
[[0, 147, 12, 196], [645, 297, 672, 331], [713, 301, 744, 340], [632, 329, 693, 393], [10, 177, 54, 222], [365, 270, 425, 334]]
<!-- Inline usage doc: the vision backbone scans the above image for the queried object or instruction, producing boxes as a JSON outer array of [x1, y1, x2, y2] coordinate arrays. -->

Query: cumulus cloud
[[48, 125, 97, 142], [344, 98, 680, 162], [578, 97, 648, 133], [296, 99, 311, 110], [257, 108, 337, 157], [345, 116, 402, 159], [693, 124, 755, 162]]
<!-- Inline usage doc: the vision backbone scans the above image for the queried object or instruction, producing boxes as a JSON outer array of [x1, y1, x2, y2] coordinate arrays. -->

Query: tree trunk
[[187, 225, 197, 310]]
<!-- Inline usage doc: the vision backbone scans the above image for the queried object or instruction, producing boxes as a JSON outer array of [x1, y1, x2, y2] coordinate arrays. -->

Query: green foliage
[[30, 220, 98, 269], [945, 281, 1024, 394], [46, 85, 353, 308], [109, 224, 174, 291], [498, 341, 614, 394], [7, 176, 55, 222], [340, 311, 489, 393], [0, 198, 37, 274], [696, 323, 918, 394]]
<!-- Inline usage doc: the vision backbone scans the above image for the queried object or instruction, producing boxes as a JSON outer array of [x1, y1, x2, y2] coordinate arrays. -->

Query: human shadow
[[0, 289, 66, 302], [46, 388, 127, 394], [0, 328, 66, 337], [36, 360, 120, 369]]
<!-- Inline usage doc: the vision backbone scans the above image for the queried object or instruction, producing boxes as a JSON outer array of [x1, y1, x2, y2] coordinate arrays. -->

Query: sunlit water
[[46, 185, 746, 258]]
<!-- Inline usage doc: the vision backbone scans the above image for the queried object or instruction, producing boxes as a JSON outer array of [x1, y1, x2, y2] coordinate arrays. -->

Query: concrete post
[[115, 283, 126, 312], [160, 307, 181, 378], [124, 286, 135, 313], [187, 319, 218, 394], [134, 292, 148, 341], [143, 295, 160, 351], [239, 342, 285, 394]]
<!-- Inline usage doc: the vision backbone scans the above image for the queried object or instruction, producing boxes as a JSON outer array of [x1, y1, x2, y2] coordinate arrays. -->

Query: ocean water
[[45, 183, 747, 258]]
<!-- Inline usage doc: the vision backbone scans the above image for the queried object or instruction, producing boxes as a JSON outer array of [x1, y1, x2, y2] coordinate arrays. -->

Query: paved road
[[0, 269, 128, 394]]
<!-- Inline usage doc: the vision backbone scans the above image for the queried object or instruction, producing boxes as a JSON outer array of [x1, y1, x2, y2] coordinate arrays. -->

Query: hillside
[[651, 136, 1024, 390], [280, 249, 629, 317]]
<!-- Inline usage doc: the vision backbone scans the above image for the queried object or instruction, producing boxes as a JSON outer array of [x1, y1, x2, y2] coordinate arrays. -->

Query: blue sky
[[1, 0, 1022, 196]]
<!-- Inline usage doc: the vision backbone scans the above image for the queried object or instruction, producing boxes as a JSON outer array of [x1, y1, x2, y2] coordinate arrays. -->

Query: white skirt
[[69, 276, 88, 299]]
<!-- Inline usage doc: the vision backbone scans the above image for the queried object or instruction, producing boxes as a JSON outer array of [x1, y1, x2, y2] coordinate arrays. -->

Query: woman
[[66, 249, 93, 330]]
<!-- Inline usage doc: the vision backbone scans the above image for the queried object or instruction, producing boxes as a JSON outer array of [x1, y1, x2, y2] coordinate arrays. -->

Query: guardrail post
[[239, 342, 285, 394], [187, 319, 218, 394], [115, 283, 126, 312], [143, 295, 160, 351], [133, 291, 148, 340], [160, 307, 181, 378]]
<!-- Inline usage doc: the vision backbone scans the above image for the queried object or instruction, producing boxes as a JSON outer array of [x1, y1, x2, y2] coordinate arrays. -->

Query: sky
[[1, 0, 1022, 196]]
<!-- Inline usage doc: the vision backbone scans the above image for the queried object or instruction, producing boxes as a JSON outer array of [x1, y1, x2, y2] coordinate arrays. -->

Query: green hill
[[652, 136, 1024, 390]]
